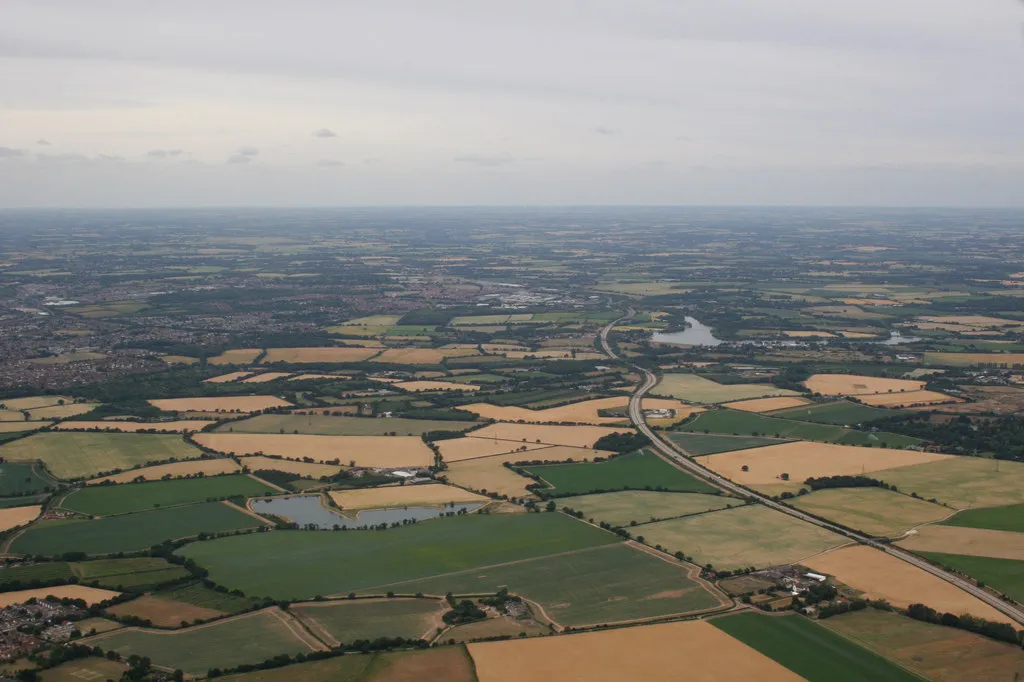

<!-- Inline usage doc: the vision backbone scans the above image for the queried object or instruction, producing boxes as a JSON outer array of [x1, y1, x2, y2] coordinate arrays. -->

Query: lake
[[651, 316, 723, 346], [250, 495, 483, 529]]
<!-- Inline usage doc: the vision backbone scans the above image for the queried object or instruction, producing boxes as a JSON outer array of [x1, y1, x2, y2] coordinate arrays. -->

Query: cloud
[[453, 153, 513, 167], [312, 128, 338, 138], [147, 149, 184, 159], [594, 126, 621, 136], [0, 147, 25, 159], [237, 146, 259, 156], [316, 159, 345, 167], [36, 153, 89, 163], [226, 154, 253, 164], [97, 154, 125, 162], [36, 139, 51, 146]]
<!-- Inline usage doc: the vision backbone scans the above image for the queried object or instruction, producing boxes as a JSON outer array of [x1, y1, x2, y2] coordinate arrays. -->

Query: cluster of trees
[[905, 603, 1021, 645], [877, 414, 1024, 461], [593, 431, 650, 453], [803, 475, 893, 491]]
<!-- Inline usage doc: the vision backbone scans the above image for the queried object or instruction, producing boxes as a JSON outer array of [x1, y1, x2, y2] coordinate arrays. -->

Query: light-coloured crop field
[[394, 380, 480, 392], [194, 433, 434, 468], [804, 374, 925, 396], [88, 458, 241, 484], [897, 525, 1024, 560], [238, 456, 342, 478], [654, 374, 801, 404], [291, 598, 442, 646], [149, 396, 292, 413], [241, 372, 294, 383], [451, 314, 535, 326], [55, 420, 215, 433], [0, 585, 120, 607], [0, 421, 51, 432], [925, 352, 1024, 368], [107, 594, 226, 627], [696, 441, 949, 487], [0, 396, 76, 410], [160, 355, 198, 364], [791, 488, 949, 537], [857, 390, 957, 407], [917, 315, 1022, 327], [783, 330, 836, 338], [460, 397, 695, 426], [208, 349, 262, 365], [219, 413, 478, 436], [0, 432, 205, 480], [638, 504, 847, 570], [336, 315, 402, 326], [876, 456, 1024, 509], [562, 491, 733, 527], [329, 483, 487, 510], [287, 373, 351, 381], [468, 619, 805, 682], [0, 505, 41, 532], [261, 347, 378, 364], [721, 397, 811, 413], [443, 447, 596, 498], [806, 545, 1014, 624], [204, 371, 256, 383], [370, 348, 479, 364], [468, 423, 636, 449], [436, 438, 554, 463], [27, 403, 101, 420]]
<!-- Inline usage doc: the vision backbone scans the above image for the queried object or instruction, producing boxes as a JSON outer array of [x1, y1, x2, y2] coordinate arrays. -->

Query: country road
[[599, 310, 1024, 626]]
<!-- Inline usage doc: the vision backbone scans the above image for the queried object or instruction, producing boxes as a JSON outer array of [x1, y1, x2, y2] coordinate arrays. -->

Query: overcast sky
[[1, 0, 1023, 207]]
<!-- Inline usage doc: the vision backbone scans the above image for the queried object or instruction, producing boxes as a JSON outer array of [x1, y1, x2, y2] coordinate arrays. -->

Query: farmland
[[149, 396, 293, 413], [0, 461, 54, 495], [791, 488, 950, 537], [469, 620, 805, 682], [944, 502, 1024, 532], [0, 432, 205, 480], [0, 505, 41, 532], [88, 457, 241, 484], [898, 525, 1024, 560], [522, 450, 717, 496], [678, 409, 922, 448], [55, 419, 215, 433], [668, 433, 788, 456], [722, 396, 810, 413], [10, 501, 265, 556], [468, 423, 636, 448], [916, 553, 1024, 602], [924, 352, 1024, 368], [61, 474, 276, 516], [156, 581, 263, 614], [653, 374, 801, 404], [207, 349, 262, 365], [711, 613, 922, 682], [0, 561, 74, 590], [371, 348, 478, 364], [459, 396, 694, 425], [876, 456, 1024, 509], [106, 594, 226, 627], [194, 433, 434, 468], [858, 390, 958, 407], [445, 455, 547, 498], [435, 438, 554, 463], [219, 646, 476, 682], [328, 483, 487, 510], [381, 542, 726, 626], [803, 374, 925, 396], [177, 513, 618, 599], [638, 504, 847, 570], [291, 598, 441, 645], [768, 400, 907, 425], [218, 413, 479, 436], [74, 557, 190, 591], [261, 347, 379, 363], [238, 455, 342, 478], [561, 490, 734, 527], [0, 585, 120, 607]]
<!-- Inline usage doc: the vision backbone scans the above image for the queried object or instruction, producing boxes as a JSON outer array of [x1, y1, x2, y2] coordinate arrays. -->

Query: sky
[[1, 0, 1023, 208]]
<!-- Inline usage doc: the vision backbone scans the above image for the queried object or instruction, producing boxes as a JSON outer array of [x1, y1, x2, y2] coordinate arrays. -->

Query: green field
[[156, 581, 263, 614], [60, 475, 276, 516], [0, 461, 54, 495], [712, 613, 923, 682], [791, 488, 949, 538], [560, 490, 734, 528], [217, 414, 479, 436], [87, 608, 314, 675], [10, 502, 264, 556], [521, 450, 716, 497], [769, 400, 908, 425], [679, 409, 921, 448], [74, 557, 190, 591], [373, 542, 722, 626], [918, 552, 1024, 602], [0, 494, 48, 509], [667, 433, 788, 456], [178, 513, 618, 600], [638, 505, 846, 570], [293, 598, 439, 644], [876, 457, 1024, 510], [0, 432, 204, 480], [0, 561, 73, 589], [654, 373, 801, 404], [219, 646, 477, 682], [943, 502, 1024, 532]]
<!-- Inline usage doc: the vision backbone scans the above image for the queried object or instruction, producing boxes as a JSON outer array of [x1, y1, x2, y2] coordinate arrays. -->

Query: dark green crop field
[[10, 502, 264, 556], [521, 450, 716, 497], [178, 512, 617, 600], [918, 552, 1024, 603], [942, 502, 1024, 533], [60, 474, 276, 516], [768, 401, 908, 425], [0, 561, 74, 589], [679, 410, 921, 449], [0, 461, 54, 496], [667, 433, 788, 456], [711, 613, 923, 682], [74, 557, 190, 591]]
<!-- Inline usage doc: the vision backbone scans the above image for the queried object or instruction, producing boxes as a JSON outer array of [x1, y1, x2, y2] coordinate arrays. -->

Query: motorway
[[599, 311, 1024, 626]]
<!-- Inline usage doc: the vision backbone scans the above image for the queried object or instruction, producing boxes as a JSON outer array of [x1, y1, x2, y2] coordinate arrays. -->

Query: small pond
[[250, 495, 483, 530], [878, 330, 922, 345], [651, 316, 723, 346]]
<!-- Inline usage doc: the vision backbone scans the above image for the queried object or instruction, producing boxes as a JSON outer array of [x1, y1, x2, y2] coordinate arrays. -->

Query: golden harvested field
[[444, 447, 597, 498], [857, 390, 957, 407], [0, 396, 76, 410], [695, 441, 950, 486], [897, 525, 1024, 560], [804, 373, 925, 396], [806, 545, 1014, 624], [88, 458, 241, 484], [839, 298, 901, 306], [107, 595, 226, 627], [0, 421, 51, 432], [329, 483, 487, 510], [204, 371, 256, 384], [28, 403, 101, 419], [238, 456, 342, 478], [655, 374, 800, 404], [55, 420, 215, 433], [434, 438, 553, 463], [721, 397, 811, 413], [149, 396, 292, 413], [837, 331, 880, 339], [0, 505, 42, 532], [194, 433, 434, 468], [0, 586, 120, 608], [918, 315, 1022, 327], [287, 373, 352, 381], [242, 372, 293, 383], [876, 457, 1024, 509], [468, 620, 805, 682], [337, 315, 402, 326], [500, 349, 605, 360], [783, 330, 836, 338], [261, 347, 378, 364], [370, 348, 478, 364], [925, 353, 1024, 368], [460, 397, 695, 426], [791, 488, 950, 538], [208, 349, 262, 365], [394, 380, 480, 392], [468, 423, 635, 449], [160, 355, 198, 365]]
